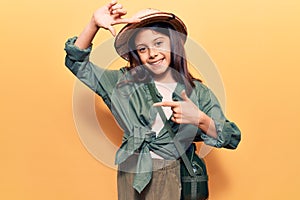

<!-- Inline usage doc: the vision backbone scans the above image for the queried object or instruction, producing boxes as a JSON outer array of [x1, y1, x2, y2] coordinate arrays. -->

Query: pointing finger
[[153, 101, 179, 107]]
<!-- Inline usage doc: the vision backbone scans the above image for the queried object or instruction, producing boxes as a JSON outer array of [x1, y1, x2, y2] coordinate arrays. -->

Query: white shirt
[[150, 81, 177, 159]]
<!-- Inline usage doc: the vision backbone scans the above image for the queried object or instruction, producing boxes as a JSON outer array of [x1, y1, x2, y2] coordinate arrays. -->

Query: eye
[[137, 46, 147, 53], [155, 41, 163, 47]]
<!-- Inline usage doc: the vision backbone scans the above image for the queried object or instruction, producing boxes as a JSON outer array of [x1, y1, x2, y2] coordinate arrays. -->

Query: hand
[[153, 90, 203, 126], [92, 0, 141, 36]]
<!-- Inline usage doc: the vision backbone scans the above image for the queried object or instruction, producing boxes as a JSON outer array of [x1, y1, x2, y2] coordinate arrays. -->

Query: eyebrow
[[135, 36, 166, 47]]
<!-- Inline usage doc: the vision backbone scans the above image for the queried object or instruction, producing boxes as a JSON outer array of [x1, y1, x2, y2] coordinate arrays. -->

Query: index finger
[[113, 16, 141, 25], [153, 101, 179, 107]]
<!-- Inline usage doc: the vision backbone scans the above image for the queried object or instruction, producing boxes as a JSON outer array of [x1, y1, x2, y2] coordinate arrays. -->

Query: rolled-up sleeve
[[196, 83, 241, 149], [64, 36, 121, 107]]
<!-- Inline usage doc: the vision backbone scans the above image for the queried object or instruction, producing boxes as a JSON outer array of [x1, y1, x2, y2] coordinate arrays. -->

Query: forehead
[[134, 28, 169, 44]]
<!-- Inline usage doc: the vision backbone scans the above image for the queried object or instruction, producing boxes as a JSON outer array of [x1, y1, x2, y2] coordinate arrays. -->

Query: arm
[[64, 1, 141, 104], [153, 88, 241, 149], [196, 84, 241, 149], [74, 18, 99, 50], [197, 111, 218, 139]]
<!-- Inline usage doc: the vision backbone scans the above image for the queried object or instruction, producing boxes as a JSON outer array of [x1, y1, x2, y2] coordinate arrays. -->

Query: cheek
[[137, 53, 147, 64], [164, 52, 171, 64]]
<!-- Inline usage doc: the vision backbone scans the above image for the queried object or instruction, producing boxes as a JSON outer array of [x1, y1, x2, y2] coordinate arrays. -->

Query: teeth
[[150, 59, 162, 65]]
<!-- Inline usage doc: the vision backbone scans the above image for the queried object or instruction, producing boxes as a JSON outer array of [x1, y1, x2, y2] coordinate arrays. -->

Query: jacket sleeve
[[64, 36, 121, 107], [195, 83, 241, 149]]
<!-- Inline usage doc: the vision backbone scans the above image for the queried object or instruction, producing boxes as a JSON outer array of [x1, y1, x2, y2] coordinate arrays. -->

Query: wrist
[[197, 110, 211, 128], [90, 15, 101, 30], [196, 110, 203, 127]]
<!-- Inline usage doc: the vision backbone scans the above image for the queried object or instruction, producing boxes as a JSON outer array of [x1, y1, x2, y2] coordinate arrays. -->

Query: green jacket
[[64, 37, 241, 193]]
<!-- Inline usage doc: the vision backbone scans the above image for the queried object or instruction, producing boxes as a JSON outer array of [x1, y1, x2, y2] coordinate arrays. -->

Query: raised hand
[[92, 0, 141, 36], [75, 0, 141, 49]]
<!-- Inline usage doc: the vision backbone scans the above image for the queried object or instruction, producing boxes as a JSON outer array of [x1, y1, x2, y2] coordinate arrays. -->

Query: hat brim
[[114, 12, 187, 61]]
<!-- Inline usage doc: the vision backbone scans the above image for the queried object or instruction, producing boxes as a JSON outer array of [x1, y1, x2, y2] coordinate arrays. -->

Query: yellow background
[[1, 0, 300, 199]]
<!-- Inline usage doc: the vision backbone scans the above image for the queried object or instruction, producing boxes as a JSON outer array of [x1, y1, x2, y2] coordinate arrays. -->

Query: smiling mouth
[[148, 58, 164, 66]]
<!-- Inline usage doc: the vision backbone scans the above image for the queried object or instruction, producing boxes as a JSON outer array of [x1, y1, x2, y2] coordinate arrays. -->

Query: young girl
[[64, 0, 241, 199]]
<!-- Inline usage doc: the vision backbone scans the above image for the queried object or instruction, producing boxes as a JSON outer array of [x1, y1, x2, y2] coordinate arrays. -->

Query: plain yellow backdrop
[[1, 0, 300, 199]]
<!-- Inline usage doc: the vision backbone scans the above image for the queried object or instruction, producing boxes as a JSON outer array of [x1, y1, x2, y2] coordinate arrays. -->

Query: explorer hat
[[114, 9, 187, 61]]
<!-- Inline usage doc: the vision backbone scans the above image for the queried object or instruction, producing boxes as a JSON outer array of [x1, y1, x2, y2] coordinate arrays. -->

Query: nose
[[148, 47, 158, 59]]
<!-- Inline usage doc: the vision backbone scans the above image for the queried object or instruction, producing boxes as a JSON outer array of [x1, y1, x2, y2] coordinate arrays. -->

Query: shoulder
[[191, 80, 218, 104], [193, 80, 210, 93]]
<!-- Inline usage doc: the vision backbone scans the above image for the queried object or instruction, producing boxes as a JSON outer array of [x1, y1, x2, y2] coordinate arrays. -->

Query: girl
[[64, 0, 241, 199]]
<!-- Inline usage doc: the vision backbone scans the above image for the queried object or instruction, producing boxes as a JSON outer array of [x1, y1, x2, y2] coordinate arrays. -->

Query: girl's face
[[134, 29, 172, 81]]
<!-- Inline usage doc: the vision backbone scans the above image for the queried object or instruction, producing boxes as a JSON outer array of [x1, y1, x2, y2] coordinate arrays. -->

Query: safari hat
[[114, 9, 187, 61]]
